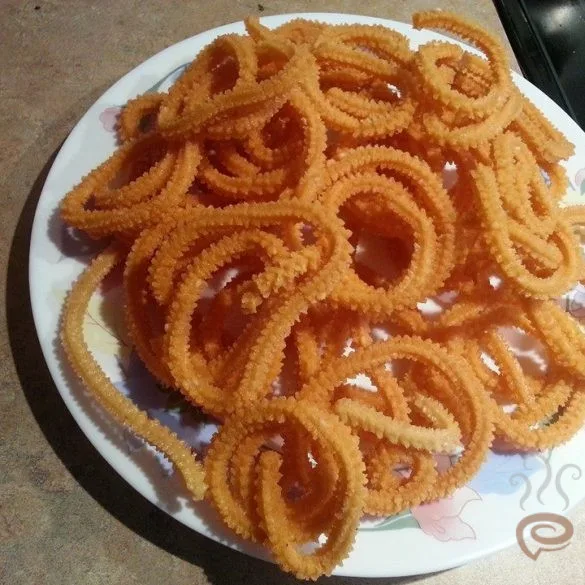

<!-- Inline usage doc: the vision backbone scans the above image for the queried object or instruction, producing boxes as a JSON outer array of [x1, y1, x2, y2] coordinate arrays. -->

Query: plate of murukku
[[29, 11, 585, 579]]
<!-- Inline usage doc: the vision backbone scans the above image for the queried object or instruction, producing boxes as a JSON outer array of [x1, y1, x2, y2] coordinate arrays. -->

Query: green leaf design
[[146, 63, 188, 94], [360, 511, 420, 532], [163, 390, 210, 423], [580, 181, 585, 195]]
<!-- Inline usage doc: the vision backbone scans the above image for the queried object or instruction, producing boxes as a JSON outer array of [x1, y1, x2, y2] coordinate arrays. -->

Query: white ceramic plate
[[29, 13, 585, 578]]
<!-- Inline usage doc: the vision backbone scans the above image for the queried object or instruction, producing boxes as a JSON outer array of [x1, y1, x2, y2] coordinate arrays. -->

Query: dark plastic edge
[[492, 0, 578, 122]]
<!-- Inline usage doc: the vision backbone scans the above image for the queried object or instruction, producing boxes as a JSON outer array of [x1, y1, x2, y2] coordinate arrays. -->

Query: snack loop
[[472, 164, 579, 297], [205, 397, 366, 579], [321, 171, 440, 314]]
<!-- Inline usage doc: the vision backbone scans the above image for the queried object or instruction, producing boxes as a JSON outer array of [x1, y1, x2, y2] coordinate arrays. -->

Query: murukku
[[61, 139, 200, 238], [58, 10, 585, 581], [205, 398, 366, 579], [472, 164, 579, 297], [119, 93, 164, 141], [363, 443, 437, 516], [61, 245, 206, 499]]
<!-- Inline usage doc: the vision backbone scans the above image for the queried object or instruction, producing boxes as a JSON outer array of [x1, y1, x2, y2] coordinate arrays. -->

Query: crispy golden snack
[[59, 10, 585, 580]]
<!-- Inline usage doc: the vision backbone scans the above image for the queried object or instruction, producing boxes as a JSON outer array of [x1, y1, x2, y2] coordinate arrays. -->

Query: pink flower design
[[411, 486, 481, 542], [99, 106, 121, 133]]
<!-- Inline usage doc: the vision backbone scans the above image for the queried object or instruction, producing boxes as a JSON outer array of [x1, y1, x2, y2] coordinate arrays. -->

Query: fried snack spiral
[[205, 398, 366, 579], [61, 246, 207, 499], [59, 10, 585, 580]]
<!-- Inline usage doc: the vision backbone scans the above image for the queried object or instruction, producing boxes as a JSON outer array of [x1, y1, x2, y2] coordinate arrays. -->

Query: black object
[[493, 0, 585, 129]]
